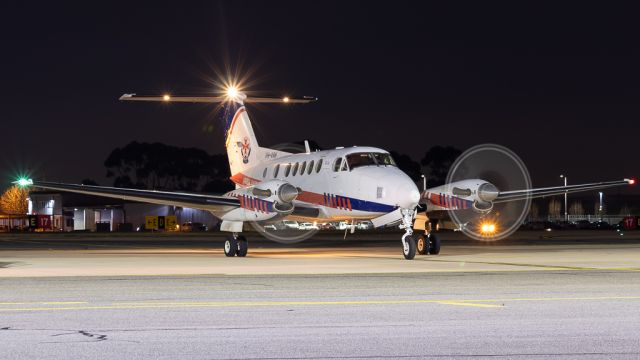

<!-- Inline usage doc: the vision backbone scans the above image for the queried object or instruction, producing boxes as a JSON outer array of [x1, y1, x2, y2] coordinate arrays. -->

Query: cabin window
[[292, 162, 299, 176], [316, 158, 323, 173], [308, 160, 315, 175], [300, 161, 307, 175], [284, 163, 292, 177], [333, 158, 342, 172], [262, 168, 267, 178], [273, 164, 280, 178]]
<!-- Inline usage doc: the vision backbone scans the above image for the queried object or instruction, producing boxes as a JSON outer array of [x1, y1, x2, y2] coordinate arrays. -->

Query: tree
[[389, 151, 422, 182], [548, 198, 561, 219], [569, 201, 585, 216], [104, 141, 233, 192], [0, 186, 29, 215], [421, 146, 462, 188]]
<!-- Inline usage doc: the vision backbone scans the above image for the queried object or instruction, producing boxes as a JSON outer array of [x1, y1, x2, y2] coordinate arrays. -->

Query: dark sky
[[1, 2, 638, 190]]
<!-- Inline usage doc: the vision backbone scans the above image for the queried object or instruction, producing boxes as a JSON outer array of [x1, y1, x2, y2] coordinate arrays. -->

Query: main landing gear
[[416, 233, 440, 255], [400, 209, 441, 260], [224, 234, 248, 257]]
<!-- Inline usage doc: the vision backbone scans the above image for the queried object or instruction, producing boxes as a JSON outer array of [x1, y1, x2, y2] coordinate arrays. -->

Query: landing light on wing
[[480, 222, 497, 235], [283, 96, 290, 103], [163, 94, 171, 101]]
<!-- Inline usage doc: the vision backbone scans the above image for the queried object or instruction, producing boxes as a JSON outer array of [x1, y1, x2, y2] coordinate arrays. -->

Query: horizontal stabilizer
[[119, 94, 317, 104]]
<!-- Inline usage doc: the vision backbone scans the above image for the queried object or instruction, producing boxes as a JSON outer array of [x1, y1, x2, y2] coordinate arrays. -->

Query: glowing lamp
[[226, 86, 239, 99], [163, 94, 171, 101], [283, 96, 290, 103], [15, 178, 33, 187]]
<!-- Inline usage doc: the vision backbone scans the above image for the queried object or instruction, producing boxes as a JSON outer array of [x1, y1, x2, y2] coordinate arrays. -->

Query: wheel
[[237, 236, 248, 257], [416, 235, 429, 255], [428, 233, 441, 255], [224, 236, 237, 257], [402, 234, 416, 260]]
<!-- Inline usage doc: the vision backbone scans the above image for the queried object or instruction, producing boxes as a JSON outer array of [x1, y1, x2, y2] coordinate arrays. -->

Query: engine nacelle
[[249, 180, 299, 215], [427, 179, 499, 214]]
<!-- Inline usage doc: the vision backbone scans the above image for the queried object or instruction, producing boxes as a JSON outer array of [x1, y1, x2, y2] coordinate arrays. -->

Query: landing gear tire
[[428, 233, 441, 255], [237, 236, 248, 257], [224, 236, 237, 257], [416, 235, 429, 255], [402, 234, 416, 260]]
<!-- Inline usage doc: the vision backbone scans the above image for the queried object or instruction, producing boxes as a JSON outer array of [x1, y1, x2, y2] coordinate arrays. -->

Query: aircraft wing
[[494, 179, 634, 203], [30, 181, 239, 212]]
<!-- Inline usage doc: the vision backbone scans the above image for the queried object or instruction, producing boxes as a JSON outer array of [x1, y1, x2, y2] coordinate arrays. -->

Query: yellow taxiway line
[[1, 296, 638, 312]]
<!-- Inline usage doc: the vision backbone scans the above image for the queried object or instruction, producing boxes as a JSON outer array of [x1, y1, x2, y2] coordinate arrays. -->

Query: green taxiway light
[[14, 178, 33, 187]]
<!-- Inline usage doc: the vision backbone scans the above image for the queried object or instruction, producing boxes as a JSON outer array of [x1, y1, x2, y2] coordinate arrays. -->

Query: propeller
[[249, 142, 319, 244], [445, 144, 532, 241]]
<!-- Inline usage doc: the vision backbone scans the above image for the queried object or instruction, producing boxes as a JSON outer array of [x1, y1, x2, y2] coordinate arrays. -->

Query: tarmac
[[1, 230, 639, 359]]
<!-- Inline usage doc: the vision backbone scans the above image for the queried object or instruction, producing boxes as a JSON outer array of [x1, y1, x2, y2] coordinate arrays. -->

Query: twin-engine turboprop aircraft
[[25, 88, 635, 259]]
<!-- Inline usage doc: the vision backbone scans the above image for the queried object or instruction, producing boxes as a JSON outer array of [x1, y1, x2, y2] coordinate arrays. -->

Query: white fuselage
[[224, 146, 421, 222]]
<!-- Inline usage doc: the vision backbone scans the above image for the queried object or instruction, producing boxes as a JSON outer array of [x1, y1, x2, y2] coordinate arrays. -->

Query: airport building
[[25, 191, 218, 232]]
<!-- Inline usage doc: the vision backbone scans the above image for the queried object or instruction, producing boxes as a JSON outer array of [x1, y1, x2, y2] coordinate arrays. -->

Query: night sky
[[1, 2, 638, 190]]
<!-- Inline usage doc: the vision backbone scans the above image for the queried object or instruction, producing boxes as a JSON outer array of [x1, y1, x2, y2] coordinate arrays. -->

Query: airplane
[[21, 88, 635, 260]]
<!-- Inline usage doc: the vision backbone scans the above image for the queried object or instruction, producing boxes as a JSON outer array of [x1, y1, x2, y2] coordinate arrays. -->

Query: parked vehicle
[[281, 220, 299, 230], [357, 221, 374, 230], [181, 222, 207, 232], [298, 222, 319, 230]]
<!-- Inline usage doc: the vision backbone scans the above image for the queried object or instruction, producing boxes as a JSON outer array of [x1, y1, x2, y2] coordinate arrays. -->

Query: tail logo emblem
[[237, 136, 251, 164]]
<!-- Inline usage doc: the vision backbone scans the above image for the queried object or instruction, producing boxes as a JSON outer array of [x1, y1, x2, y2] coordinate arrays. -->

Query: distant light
[[283, 96, 290, 103], [163, 94, 171, 101], [629, 178, 636, 185]]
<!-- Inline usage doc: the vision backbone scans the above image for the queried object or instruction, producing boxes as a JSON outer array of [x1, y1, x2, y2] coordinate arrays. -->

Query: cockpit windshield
[[345, 152, 397, 170]]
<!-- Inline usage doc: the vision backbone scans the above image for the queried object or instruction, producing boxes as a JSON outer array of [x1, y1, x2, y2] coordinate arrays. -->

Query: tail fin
[[222, 99, 262, 176]]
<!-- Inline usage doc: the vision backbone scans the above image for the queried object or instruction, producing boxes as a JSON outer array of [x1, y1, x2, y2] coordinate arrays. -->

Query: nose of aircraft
[[395, 174, 421, 209]]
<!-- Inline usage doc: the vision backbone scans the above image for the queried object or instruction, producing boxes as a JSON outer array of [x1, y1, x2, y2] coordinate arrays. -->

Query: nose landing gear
[[400, 208, 417, 260]]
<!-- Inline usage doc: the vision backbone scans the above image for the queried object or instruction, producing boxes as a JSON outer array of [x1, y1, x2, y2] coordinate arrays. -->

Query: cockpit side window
[[372, 152, 397, 167]]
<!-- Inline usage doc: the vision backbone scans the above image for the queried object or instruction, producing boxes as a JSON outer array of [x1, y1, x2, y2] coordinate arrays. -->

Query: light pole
[[599, 192, 604, 220], [560, 175, 568, 222]]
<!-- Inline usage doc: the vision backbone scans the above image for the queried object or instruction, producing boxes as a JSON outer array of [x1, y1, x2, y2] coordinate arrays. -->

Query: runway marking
[[424, 258, 640, 272], [435, 301, 502, 308], [1, 296, 638, 312], [0, 301, 87, 305]]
